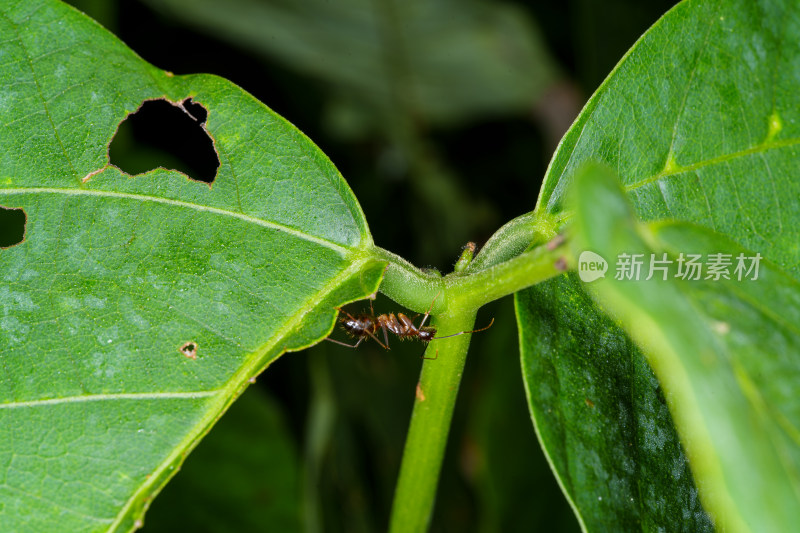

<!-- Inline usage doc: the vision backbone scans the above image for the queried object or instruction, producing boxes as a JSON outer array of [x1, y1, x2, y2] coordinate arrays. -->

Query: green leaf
[[539, 0, 800, 271], [143, 387, 302, 532], [570, 163, 800, 532], [517, 278, 713, 531], [518, 0, 800, 528], [0, 1, 382, 531]]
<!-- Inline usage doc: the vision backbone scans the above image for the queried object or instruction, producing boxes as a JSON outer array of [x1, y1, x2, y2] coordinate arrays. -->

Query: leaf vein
[[625, 137, 800, 193], [0, 390, 220, 410], [0, 187, 352, 255]]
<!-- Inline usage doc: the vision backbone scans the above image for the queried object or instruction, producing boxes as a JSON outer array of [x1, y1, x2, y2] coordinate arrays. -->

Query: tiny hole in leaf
[[109, 98, 219, 183], [180, 341, 198, 360], [0, 206, 26, 248]]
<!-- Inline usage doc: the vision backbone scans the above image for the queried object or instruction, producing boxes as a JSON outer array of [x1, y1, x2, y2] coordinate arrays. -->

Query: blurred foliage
[[138, 0, 559, 129], [59, 0, 679, 531]]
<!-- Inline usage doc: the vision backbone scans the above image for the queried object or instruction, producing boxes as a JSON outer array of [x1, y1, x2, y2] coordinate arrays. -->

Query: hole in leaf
[[0, 206, 26, 248], [180, 341, 198, 360], [109, 98, 219, 184]]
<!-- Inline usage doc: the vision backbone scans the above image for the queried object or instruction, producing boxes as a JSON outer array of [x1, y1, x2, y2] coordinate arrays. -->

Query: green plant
[[2, 0, 799, 531]]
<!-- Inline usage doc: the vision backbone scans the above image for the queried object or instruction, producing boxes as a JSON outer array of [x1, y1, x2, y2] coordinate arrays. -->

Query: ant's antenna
[[430, 318, 495, 341], [419, 318, 495, 360]]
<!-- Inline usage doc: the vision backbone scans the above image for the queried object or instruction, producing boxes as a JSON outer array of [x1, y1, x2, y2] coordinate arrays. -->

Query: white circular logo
[[578, 251, 608, 282]]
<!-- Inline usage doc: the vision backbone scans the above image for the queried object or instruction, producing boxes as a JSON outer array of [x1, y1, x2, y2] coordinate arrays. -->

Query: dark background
[[22, 1, 680, 531]]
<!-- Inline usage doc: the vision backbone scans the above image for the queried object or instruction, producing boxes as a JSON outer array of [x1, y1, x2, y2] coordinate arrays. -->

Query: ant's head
[[418, 326, 437, 342]]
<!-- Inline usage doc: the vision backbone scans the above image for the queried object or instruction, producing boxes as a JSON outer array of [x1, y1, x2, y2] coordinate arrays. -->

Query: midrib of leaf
[[0, 187, 356, 255], [104, 254, 379, 532]]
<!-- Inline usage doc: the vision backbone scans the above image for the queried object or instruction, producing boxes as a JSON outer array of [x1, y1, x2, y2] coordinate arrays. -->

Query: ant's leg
[[328, 329, 389, 350], [359, 300, 389, 349], [418, 291, 441, 329], [364, 329, 389, 350], [371, 300, 391, 349], [325, 336, 365, 348], [380, 323, 391, 350], [419, 345, 438, 360], [334, 306, 359, 322], [327, 308, 354, 348], [328, 307, 368, 348]]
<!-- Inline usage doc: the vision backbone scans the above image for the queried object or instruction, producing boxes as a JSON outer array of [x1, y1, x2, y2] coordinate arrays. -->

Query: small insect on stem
[[325, 293, 494, 360]]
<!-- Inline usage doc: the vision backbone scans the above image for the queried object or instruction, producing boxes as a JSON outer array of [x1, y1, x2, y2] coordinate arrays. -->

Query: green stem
[[376, 235, 572, 531], [447, 238, 571, 309], [372, 247, 445, 314], [374, 235, 571, 315], [388, 308, 477, 533]]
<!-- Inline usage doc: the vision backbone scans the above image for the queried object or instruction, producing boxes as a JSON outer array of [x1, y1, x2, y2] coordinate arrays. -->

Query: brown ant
[[325, 294, 494, 360]]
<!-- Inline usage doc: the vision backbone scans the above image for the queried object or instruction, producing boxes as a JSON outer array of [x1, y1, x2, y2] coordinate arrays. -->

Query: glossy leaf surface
[[518, 0, 800, 529]]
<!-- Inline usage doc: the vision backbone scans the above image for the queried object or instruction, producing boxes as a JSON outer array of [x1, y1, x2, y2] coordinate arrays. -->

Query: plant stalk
[[374, 235, 570, 316], [388, 309, 477, 532], [379, 235, 571, 531]]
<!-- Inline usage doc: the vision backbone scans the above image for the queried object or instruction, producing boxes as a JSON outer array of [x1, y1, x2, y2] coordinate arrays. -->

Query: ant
[[325, 294, 494, 360]]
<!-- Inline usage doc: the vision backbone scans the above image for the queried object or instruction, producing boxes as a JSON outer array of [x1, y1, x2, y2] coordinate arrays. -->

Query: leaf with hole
[[0, 1, 382, 531], [517, 0, 800, 530]]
